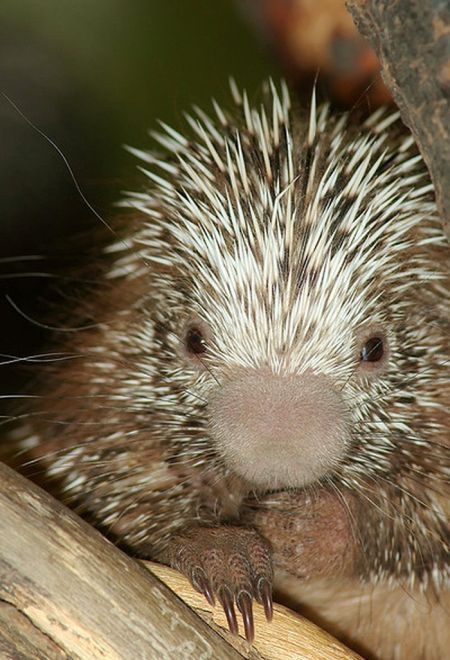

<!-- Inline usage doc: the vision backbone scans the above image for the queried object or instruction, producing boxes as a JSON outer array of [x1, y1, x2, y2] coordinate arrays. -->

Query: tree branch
[[347, 0, 450, 240], [0, 461, 241, 659]]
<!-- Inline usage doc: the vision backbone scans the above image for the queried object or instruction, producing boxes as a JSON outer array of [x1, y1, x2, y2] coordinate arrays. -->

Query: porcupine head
[[19, 81, 449, 653]]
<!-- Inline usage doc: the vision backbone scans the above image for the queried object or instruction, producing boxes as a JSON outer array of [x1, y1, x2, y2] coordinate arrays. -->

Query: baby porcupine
[[13, 81, 449, 658]]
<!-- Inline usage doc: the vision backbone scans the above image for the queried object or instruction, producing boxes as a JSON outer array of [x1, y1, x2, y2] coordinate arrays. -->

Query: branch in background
[[237, 0, 393, 106], [347, 0, 450, 240]]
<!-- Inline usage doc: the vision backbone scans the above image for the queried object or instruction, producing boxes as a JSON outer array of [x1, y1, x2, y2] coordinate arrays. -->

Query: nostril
[[208, 370, 349, 490]]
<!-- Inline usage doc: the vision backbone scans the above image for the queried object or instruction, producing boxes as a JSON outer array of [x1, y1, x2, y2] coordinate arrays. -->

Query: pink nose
[[208, 370, 349, 489]]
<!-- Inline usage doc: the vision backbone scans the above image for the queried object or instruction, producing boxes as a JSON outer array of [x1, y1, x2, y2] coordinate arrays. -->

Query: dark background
[[0, 1, 274, 395]]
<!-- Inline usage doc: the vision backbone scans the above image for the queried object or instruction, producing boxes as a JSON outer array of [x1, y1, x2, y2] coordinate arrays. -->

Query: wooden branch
[[0, 462, 360, 658], [0, 462, 241, 659], [347, 0, 450, 241]]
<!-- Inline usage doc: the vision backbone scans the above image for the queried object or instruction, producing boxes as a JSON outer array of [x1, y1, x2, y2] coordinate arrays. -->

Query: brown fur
[[277, 575, 450, 660]]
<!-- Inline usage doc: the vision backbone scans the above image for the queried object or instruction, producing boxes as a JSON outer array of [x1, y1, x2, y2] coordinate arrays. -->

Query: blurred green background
[[0, 0, 273, 251], [0, 1, 274, 390]]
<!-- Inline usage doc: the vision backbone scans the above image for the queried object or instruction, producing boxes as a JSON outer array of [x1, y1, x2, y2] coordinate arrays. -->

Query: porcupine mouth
[[208, 369, 349, 490]]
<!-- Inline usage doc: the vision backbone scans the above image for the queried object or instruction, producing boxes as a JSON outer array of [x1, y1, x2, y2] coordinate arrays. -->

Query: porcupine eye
[[185, 326, 208, 356], [360, 337, 384, 362]]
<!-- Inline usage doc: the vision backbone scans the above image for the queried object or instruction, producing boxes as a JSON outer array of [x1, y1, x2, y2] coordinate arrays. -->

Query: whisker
[[5, 294, 100, 332], [0, 352, 81, 367]]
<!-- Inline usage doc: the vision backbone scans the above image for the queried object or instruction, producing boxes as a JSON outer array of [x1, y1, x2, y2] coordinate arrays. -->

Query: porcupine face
[[124, 82, 448, 493]]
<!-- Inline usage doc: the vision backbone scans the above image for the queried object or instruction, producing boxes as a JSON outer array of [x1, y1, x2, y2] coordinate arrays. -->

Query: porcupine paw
[[165, 526, 273, 642]]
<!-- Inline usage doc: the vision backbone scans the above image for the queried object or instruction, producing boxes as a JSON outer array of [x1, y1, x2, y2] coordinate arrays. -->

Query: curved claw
[[237, 592, 254, 643], [202, 579, 215, 607], [257, 578, 273, 622], [199, 575, 216, 607], [191, 569, 215, 607], [218, 588, 239, 636]]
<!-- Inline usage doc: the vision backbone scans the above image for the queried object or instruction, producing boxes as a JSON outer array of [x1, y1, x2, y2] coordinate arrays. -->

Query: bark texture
[[347, 0, 450, 240], [0, 462, 241, 659]]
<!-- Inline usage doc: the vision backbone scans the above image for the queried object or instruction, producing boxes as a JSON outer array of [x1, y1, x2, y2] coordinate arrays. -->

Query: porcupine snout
[[209, 370, 349, 489]]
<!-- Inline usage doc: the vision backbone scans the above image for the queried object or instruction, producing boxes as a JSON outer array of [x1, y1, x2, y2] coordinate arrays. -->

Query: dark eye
[[185, 326, 207, 356], [360, 337, 384, 362]]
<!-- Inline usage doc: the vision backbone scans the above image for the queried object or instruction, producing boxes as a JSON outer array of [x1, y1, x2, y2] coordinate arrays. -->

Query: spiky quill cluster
[[20, 81, 449, 591]]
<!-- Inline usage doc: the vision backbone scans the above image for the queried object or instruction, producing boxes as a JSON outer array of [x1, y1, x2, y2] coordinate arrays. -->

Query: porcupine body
[[14, 82, 449, 659]]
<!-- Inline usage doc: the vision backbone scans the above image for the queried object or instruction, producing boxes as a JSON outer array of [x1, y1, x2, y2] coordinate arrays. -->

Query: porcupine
[[12, 81, 449, 659]]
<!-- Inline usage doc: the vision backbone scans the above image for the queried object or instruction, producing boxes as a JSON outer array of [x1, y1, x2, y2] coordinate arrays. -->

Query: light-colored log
[[0, 462, 241, 659], [0, 461, 359, 658]]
